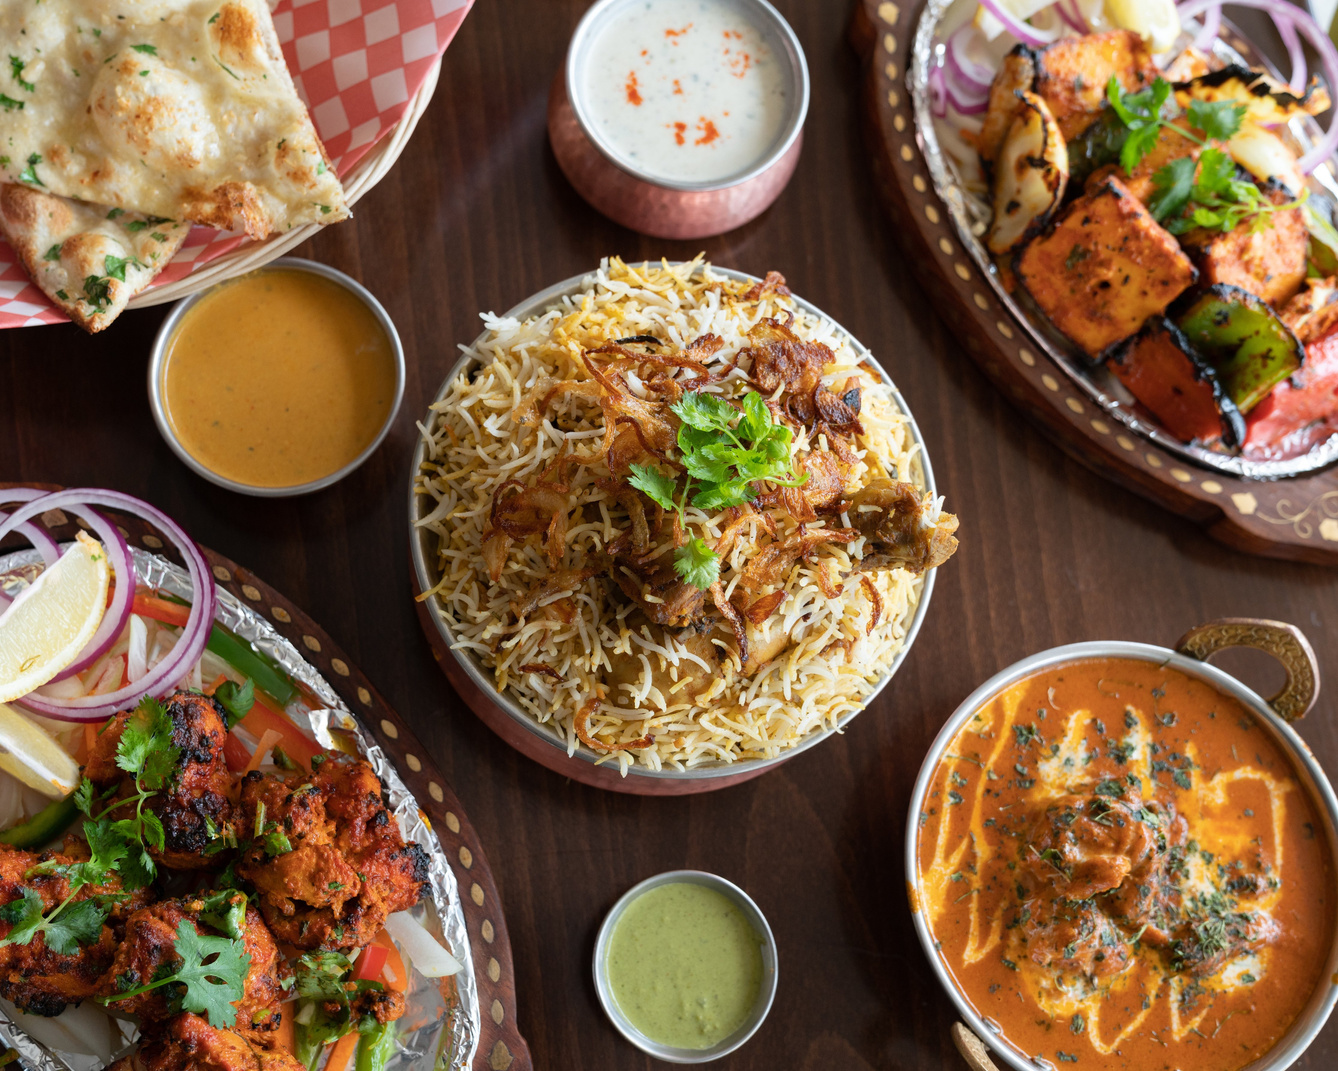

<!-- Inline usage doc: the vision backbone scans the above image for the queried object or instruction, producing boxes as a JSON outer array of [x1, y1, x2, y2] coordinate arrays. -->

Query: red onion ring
[[977, 0, 1061, 48], [49, 509, 135, 682], [1276, 17, 1307, 95], [1056, 0, 1089, 33], [1177, 0, 1338, 173], [930, 64, 949, 117], [946, 26, 994, 94], [0, 490, 215, 722], [1189, 2, 1222, 52]]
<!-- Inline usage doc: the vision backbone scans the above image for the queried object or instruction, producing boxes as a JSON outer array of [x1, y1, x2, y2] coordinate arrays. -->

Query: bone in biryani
[[415, 259, 960, 774]]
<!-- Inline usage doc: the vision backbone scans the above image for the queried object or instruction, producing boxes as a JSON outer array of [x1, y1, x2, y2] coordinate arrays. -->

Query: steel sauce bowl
[[592, 870, 779, 1063], [549, 0, 810, 239], [905, 620, 1338, 1071], [409, 264, 939, 794], [148, 258, 405, 498]]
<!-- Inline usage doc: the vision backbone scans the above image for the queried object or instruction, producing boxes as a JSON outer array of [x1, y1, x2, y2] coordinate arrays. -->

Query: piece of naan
[[0, 0, 349, 240], [0, 184, 189, 333]]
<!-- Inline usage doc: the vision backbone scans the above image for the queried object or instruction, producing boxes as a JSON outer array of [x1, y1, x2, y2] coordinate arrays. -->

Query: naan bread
[[0, 184, 189, 333], [0, 0, 348, 240]]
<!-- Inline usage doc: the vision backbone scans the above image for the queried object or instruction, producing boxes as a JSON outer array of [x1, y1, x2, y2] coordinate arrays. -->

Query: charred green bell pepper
[[0, 793, 79, 849], [355, 1022, 398, 1071], [1065, 108, 1127, 189], [1175, 284, 1304, 413]]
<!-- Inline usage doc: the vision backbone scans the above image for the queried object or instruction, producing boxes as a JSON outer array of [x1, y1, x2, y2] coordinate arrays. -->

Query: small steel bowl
[[905, 621, 1338, 1071], [549, 0, 810, 239], [408, 264, 940, 795], [592, 870, 779, 1063], [147, 257, 405, 498]]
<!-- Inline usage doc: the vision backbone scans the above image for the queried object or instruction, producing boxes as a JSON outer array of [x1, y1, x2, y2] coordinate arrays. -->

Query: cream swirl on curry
[[917, 658, 1333, 1070]]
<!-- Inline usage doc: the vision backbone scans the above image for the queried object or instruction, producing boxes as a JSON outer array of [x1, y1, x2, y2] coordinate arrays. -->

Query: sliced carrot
[[241, 729, 285, 776], [204, 674, 228, 697], [77, 724, 97, 765], [237, 697, 322, 770], [373, 930, 408, 993], [273, 1003, 296, 1056], [323, 1032, 359, 1071], [131, 594, 191, 627]]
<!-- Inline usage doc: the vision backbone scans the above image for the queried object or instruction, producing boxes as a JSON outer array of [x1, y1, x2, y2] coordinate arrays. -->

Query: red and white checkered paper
[[0, 0, 473, 329]]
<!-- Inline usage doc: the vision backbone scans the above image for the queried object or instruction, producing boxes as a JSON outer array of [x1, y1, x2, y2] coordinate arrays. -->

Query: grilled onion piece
[[987, 91, 1069, 256]]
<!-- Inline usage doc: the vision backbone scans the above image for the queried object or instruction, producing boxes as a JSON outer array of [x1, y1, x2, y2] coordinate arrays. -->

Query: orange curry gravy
[[917, 658, 1333, 1071]]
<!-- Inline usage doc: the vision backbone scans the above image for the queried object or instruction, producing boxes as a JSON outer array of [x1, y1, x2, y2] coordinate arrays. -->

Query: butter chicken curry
[[917, 658, 1334, 1070]]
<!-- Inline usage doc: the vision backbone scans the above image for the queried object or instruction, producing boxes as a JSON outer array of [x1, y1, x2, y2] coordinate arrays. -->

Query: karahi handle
[[951, 1023, 1003, 1071], [1176, 618, 1320, 722]]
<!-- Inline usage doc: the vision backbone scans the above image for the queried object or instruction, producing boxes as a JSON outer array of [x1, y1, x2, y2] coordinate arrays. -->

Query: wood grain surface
[[1, 2, 1335, 1069]]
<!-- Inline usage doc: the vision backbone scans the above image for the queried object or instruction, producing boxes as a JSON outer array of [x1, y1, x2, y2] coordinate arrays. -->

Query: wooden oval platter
[[852, 0, 1338, 566], [0, 484, 532, 1071]]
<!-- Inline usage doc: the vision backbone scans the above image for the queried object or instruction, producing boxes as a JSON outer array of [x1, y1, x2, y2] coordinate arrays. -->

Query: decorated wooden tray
[[0, 484, 531, 1071], [853, 0, 1338, 565]]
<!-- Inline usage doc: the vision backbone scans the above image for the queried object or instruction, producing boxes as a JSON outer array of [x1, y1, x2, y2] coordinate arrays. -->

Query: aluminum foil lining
[[909, 0, 1338, 481], [0, 546, 480, 1071]]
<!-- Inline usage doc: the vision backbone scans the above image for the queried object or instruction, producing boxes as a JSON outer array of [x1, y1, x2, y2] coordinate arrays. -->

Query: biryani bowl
[[906, 620, 1338, 1071], [409, 261, 949, 794]]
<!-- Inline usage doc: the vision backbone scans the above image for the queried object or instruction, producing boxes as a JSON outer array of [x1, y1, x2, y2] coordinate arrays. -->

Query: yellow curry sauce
[[162, 269, 397, 489], [917, 658, 1333, 1071]]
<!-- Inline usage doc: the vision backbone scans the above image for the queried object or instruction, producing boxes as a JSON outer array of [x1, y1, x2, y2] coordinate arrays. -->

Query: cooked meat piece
[[1085, 121, 1205, 204], [1167, 904, 1280, 977], [735, 526, 858, 598], [131, 1013, 306, 1071], [743, 318, 833, 398], [1179, 189, 1307, 307], [850, 480, 959, 575], [610, 559, 707, 629], [0, 841, 149, 1017], [606, 616, 719, 705], [979, 45, 1038, 165], [1016, 176, 1198, 357], [756, 449, 850, 521], [1014, 892, 1134, 981], [1034, 30, 1159, 140], [85, 692, 235, 870], [237, 755, 428, 953], [348, 985, 406, 1027], [98, 892, 288, 1047]]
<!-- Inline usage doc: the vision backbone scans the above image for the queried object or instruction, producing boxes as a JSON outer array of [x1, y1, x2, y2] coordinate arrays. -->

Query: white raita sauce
[[578, 0, 790, 185]]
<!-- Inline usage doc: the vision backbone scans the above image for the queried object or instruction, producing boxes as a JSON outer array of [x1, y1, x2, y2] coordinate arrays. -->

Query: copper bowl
[[548, 0, 810, 239]]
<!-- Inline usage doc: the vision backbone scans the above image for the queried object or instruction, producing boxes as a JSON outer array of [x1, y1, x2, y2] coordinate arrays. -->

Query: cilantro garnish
[[101, 920, 251, 1029], [251, 801, 292, 858], [43, 244, 61, 262], [106, 208, 125, 220], [198, 889, 247, 940], [102, 254, 143, 282], [18, 152, 43, 186], [82, 275, 113, 310], [0, 889, 108, 956], [626, 390, 805, 591], [0, 94, 23, 112], [1105, 77, 1302, 234], [214, 679, 254, 728], [131, 44, 158, 56], [8, 57, 33, 93]]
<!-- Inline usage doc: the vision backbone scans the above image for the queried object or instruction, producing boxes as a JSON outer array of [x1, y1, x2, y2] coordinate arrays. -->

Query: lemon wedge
[[1105, 0, 1181, 53], [0, 703, 81, 798], [0, 532, 109, 704]]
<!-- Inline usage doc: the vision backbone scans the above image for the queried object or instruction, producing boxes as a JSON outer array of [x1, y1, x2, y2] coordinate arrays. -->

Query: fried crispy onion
[[859, 574, 883, 636], [744, 588, 787, 626], [851, 480, 960, 576], [710, 581, 749, 670], [741, 271, 792, 303], [574, 698, 653, 752], [736, 526, 859, 597], [509, 564, 604, 619], [482, 460, 574, 581], [744, 317, 833, 398], [519, 663, 564, 681]]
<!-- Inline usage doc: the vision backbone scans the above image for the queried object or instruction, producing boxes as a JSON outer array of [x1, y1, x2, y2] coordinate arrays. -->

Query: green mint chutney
[[605, 881, 764, 1050]]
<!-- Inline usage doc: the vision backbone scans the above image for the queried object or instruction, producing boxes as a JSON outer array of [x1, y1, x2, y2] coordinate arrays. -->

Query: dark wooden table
[[2, 2, 1335, 1068]]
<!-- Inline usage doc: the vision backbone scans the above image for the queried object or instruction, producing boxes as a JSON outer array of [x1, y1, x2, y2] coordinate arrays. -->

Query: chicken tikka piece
[[237, 753, 429, 952], [85, 692, 236, 870], [0, 840, 151, 1017], [98, 891, 290, 1048], [107, 1012, 306, 1071]]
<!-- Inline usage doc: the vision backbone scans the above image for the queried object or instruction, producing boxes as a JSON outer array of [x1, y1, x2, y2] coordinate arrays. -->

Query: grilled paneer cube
[[1034, 30, 1159, 140], [1178, 189, 1307, 308], [1016, 176, 1198, 357], [1108, 319, 1245, 446]]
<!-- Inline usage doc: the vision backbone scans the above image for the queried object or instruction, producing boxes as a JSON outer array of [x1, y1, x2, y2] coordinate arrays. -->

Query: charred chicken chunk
[[98, 891, 289, 1047], [850, 480, 959, 574], [85, 692, 235, 870], [0, 841, 149, 1017], [237, 755, 429, 952], [125, 1012, 306, 1071]]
